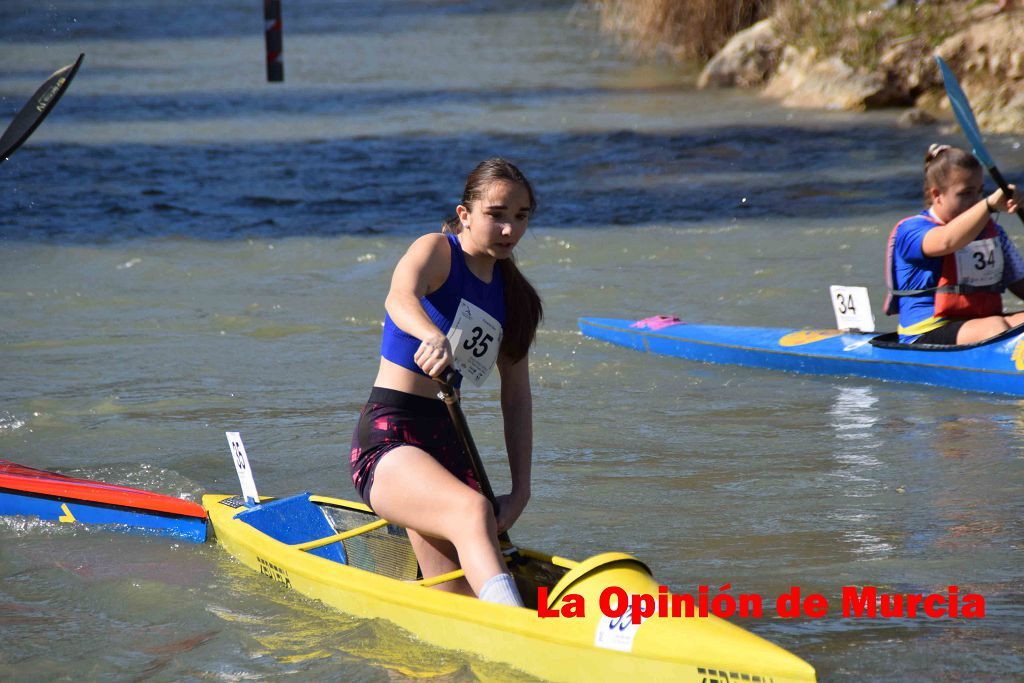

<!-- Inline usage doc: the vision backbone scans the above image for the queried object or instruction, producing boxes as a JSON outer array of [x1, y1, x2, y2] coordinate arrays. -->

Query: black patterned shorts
[[350, 387, 479, 509]]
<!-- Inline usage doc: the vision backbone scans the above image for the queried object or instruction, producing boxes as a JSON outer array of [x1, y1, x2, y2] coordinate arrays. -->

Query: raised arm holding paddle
[[882, 58, 1024, 345]]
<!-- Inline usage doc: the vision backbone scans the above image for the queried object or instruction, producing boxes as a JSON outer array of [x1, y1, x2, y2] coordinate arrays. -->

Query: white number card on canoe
[[225, 431, 260, 506], [829, 285, 875, 333]]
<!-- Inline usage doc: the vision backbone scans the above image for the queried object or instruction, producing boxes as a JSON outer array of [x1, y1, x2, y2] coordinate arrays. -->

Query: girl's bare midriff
[[373, 357, 449, 399]]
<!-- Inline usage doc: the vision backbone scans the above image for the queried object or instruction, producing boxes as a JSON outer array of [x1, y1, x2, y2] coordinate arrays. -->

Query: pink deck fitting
[[630, 315, 682, 331]]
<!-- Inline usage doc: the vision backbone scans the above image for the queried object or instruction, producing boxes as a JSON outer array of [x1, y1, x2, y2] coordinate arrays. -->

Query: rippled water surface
[[2, 1, 1023, 681]]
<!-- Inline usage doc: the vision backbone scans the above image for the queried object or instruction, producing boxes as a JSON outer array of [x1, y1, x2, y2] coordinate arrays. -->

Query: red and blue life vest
[[884, 214, 1004, 320]]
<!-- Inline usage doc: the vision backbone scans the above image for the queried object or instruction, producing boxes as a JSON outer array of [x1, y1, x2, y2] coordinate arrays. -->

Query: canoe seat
[[235, 492, 347, 564], [868, 324, 1023, 351]]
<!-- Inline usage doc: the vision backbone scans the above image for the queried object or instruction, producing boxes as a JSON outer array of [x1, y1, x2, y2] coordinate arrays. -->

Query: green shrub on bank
[[774, 0, 963, 71], [592, 0, 976, 70]]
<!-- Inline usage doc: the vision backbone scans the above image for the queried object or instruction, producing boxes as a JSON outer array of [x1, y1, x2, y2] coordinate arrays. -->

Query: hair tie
[[927, 143, 951, 160]]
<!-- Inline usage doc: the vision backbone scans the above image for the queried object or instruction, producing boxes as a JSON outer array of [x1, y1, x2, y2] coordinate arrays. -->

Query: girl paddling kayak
[[885, 144, 1024, 344], [349, 158, 542, 605]]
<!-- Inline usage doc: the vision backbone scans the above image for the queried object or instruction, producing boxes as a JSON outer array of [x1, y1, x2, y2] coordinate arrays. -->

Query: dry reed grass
[[591, 0, 775, 62]]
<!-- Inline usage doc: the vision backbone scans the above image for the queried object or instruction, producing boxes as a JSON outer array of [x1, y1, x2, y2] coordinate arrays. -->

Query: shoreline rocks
[[697, 9, 1023, 133]]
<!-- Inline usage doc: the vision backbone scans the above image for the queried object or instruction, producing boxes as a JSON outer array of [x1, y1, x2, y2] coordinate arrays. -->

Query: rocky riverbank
[[591, 1, 1023, 134], [697, 3, 1023, 132]]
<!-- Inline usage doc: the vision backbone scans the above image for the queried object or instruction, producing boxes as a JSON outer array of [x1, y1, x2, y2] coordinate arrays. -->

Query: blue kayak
[[578, 315, 1024, 397]]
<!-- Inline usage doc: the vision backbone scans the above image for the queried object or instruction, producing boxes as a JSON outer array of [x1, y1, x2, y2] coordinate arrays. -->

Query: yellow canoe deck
[[203, 493, 816, 683]]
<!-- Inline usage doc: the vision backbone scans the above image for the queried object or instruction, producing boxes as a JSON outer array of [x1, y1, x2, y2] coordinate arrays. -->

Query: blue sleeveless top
[[380, 233, 506, 378]]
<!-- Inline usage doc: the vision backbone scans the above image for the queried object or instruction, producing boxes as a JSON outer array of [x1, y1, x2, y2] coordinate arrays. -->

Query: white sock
[[478, 572, 524, 607]]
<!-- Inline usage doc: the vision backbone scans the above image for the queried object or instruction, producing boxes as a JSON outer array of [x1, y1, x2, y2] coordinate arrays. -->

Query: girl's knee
[[960, 316, 1009, 344], [454, 492, 497, 536]]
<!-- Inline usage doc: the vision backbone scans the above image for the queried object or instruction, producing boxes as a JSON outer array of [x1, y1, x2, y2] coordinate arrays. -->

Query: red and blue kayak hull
[[0, 460, 207, 542]]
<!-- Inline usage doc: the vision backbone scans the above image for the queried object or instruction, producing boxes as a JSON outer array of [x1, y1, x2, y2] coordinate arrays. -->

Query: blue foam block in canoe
[[235, 492, 347, 564]]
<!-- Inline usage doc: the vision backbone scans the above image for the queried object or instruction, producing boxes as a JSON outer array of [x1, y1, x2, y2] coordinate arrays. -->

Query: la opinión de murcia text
[[536, 584, 985, 622]]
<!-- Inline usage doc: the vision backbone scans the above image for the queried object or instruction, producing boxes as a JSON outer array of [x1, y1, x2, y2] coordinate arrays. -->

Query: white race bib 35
[[446, 299, 503, 387]]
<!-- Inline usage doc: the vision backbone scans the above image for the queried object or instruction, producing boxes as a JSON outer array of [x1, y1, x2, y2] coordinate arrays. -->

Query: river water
[[2, 1, 1023, 681]]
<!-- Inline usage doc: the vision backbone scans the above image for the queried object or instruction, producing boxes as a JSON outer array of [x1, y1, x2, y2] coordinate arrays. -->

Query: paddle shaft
[[435, 369, 510, 544], [986, 165, 1024, 224], [935, 57, 1023, 226]]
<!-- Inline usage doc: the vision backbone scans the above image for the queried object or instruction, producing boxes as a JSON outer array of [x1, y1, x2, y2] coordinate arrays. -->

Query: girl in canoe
[[885, 143, 1024, 344], [350, 158, 542, 606]]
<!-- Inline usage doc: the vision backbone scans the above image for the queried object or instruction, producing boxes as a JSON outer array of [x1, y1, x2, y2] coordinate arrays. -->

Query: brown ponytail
[[498, 256, 542, 362]]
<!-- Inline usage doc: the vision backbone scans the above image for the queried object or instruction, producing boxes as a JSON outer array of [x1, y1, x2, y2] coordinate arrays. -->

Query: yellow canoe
[[203, 492, 816, 682]]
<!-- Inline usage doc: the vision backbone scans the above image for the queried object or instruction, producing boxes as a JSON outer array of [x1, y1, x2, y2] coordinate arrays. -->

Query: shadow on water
[[2, 123, 941, 243]]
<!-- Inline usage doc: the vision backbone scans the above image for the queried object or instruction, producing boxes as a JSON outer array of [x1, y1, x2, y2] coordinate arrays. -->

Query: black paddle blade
[[0, 53, 84, 164]]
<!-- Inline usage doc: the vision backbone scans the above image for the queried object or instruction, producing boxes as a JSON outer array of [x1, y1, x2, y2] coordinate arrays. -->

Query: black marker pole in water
[[0, 53, 84, 164], [263, 0, 284, 82]]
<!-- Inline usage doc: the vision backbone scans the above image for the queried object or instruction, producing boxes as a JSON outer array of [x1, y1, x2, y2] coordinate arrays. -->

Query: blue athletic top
[[891, 210, 1024, 342], [380, 233, 506, 378]]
